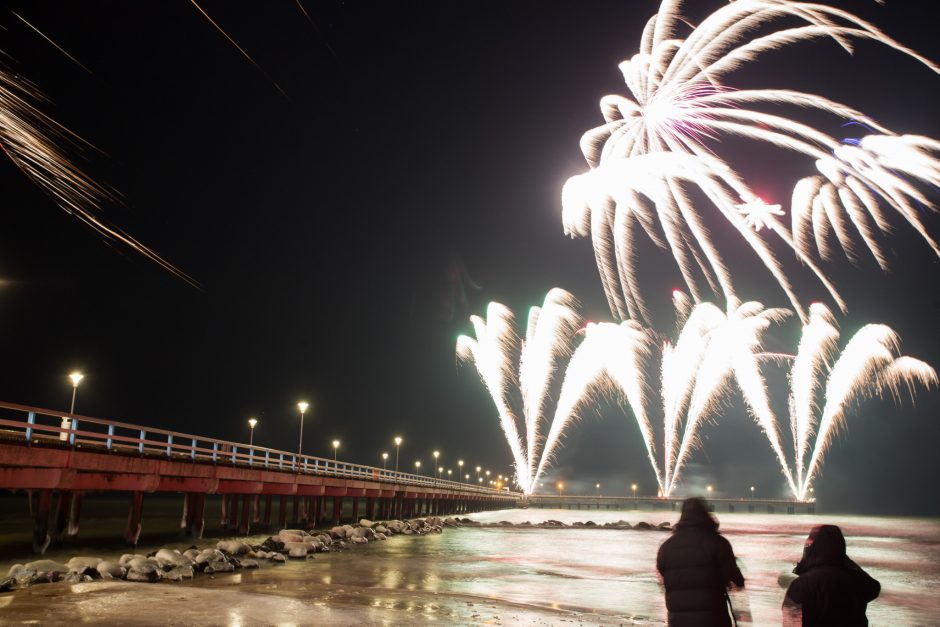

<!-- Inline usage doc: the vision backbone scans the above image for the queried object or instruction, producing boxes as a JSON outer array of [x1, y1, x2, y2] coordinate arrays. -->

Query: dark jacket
[[657, 498, 745, 627], [783, 525, 880, 627]]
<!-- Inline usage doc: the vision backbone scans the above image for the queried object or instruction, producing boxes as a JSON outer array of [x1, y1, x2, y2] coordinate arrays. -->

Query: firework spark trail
[[797, 323, 937, 498], [458, 290, 583, 493], [519, 288, 582, 483], [567, 0, 940, 323], [0, 66, 198, 286], [189, 0, 290, 100], [10, 10, 93, 75]]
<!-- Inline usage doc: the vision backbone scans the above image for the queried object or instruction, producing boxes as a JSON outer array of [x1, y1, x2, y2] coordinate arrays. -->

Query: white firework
[[564, 1, 940, 323]]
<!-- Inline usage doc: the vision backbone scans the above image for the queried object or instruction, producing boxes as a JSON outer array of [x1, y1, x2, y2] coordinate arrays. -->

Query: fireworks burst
[[564, 1, 940, 323], [0, 64, 197, 286]]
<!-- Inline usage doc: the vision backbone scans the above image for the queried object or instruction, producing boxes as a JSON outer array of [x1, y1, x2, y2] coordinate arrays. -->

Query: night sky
[[2, 1, 938, 514]]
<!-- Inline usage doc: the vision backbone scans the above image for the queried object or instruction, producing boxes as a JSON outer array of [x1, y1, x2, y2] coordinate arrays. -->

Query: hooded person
[[782, 524, 880, 626], [656, 497, 745, 627]]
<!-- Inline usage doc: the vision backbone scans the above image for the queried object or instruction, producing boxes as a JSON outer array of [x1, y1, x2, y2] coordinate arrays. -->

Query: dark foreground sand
[[0, 579, 637, 626]]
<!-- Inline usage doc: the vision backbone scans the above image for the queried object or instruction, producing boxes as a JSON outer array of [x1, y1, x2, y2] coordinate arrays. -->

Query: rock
[[585, 521, 597, 527], [374, 532, 387, 541], [276, 532, 303, 544], [97, 561, 126, 579], [127, 558, 161, 575], [126, 568, 160, 583], [0, 577, 13, 593], [205, 560, 234, 573], [217, 540, 252, 555], [304, 539, 323, 553], [279, 528, 307, 537], [194, 549, 224, 567], [66, 557, 102, 571], [635, 521, 654, 530], [443, 518, 458, 527], [402, 529, 414, 535], [255, 550, 269, 559], [350, 526, 375, 540], [5, 565, 24, 579], [350, 536, 368, 545], [155, 549, 193, 569], [287, 545, 308, 558], [375, 524, 389, 534], [358, 518, 374, 528], [315, 534, 332, 546], [330, 526, 347, 539], [183, 549, 201, 561], [386, 520, 405, 533], [23, 560, 68, 575], [271, 553, 286, 563], [119, 554, 146, 567], [240, 559, 260, 569]]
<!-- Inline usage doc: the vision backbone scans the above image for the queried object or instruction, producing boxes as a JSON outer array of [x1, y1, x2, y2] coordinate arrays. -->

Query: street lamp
[[63, 372, 83, 442], [485, 470, 491, 480], [631, 483, 637, 499], [750, 485, 755, 499], [475, 466, 481, 481], [382, 452, 389, 469], [477, 476, 482, 483], [332, 439, 340, 461], [297, 401, 309, 456], [394, 436, 403, 471], [438, 467, 444, 480], [557, 481, 564, 495], [458, 459, 464, 481], [447, 469, 452, 480], [415, 460, 421, 475], [248, 417, 258, 447], [433, 450, 440, 476], [596, 483, 601, 497], [706, 485, 713, 496]]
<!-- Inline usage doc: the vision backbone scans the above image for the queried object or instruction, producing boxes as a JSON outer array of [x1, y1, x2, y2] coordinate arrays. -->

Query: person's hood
[[674, 497, 719, 532], [794, 524, 847, 574]]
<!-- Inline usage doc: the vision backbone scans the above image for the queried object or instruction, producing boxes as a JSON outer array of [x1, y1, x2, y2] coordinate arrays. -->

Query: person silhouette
[[782, 524, 880, 626], [657, 497, 745, 626]]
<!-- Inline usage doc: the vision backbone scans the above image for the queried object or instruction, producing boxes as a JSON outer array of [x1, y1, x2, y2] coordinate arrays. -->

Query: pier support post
[[53, 490, 72, 541], [291, 495, 301, 526], [238, 494, 251, 536], [183, 493, 205, 538], [278, 496, 288, 529], [332, 497, 342, 526], [351, 497, 360, 523], [252, 495, 261, 526], [125, 491, 144, 546], [263, 495, 273, 529], [220, 494, 230, 529], [32, 489, 53, 554]]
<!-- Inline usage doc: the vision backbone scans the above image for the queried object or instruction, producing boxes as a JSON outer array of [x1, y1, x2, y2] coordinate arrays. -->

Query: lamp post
[[297, 401, 309, 456], [248, 418, 258, 447], [415, 460, 421, 475], [447, 469, 452, 480], [382, 452, 388, 470], [631, 483, 638, 499], [62, 372, 83, 442], [458, 460, 464, 481], [475, 466, 481, 482], [465, 474, 470, 481], [557, 481, 564, 495], [707, 485, 713, 496], [394, 437, 402, 472], [596, 483, 601, 497], [750, 485, 755, 499], [332, 439, 340, 462], [433, 451, 440, 477], [438, 467, 444, 480]]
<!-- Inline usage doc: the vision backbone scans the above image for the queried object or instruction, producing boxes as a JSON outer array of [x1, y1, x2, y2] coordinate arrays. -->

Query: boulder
[[271, 553, 286, 563], [276, 532, 304, 544], [279, 528, 307, 537], [350, 535, 368, 545], [204, 560, 234, 574], [125, 568, 160, 583], [443, 518, 458, 527], [182, 549, 201, 561], [375, 525, 389, 535], [155, 549, 193, 569], [350, 527, 375, 541], [315, 534, 332, 546], [287, 545, 308, 558], [358, 518, 374, 528], [635, 521, 654, 530], [217, 540, 252, 555], [24, 560, 68, 575], [6, 565, 24, 579], [386, 520, 405, 534], [66, 557, 102, 571], [374, 532, 387, 541], [194, 549, 224, 567], [240, 559, 260, 569], [96, 562, 126, 579], [330, 526, 347, 539]]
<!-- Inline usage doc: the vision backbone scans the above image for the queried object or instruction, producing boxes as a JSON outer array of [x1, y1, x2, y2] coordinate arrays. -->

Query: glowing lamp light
[[69, 372, 84, 387]]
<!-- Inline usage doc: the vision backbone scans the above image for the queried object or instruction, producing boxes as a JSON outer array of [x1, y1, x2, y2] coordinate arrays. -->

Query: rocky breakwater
[[441, 517, 673, 531], [0, 516, 447, 593]]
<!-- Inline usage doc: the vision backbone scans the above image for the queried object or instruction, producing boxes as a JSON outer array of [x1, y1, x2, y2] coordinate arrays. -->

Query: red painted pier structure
[[0, 401, 518, 553]]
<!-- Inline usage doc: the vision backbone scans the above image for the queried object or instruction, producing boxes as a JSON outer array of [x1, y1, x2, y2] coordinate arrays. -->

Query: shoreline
[[0, 515, 661, 625]]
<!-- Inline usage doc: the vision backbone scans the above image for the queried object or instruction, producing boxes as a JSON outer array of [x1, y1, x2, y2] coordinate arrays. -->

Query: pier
[[522, 494, 816, 514], [0, 401, 517, 553]]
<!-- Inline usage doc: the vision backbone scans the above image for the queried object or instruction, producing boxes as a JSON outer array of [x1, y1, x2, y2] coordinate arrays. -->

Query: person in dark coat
[[657, 497, 745, 627], [782, 524, 880, 626]]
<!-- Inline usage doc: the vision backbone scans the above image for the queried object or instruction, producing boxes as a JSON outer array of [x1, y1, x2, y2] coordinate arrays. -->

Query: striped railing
[[0, 400, 518, 497]]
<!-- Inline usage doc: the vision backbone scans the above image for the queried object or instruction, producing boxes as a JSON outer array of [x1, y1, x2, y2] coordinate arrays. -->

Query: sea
[[0, 498, 938, 625]]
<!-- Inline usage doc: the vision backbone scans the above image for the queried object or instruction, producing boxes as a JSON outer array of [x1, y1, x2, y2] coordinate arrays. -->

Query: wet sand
[[0, 578, 631, 626]]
